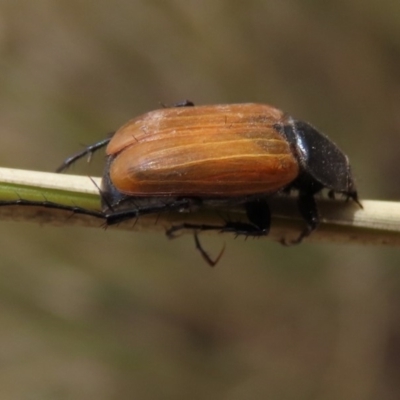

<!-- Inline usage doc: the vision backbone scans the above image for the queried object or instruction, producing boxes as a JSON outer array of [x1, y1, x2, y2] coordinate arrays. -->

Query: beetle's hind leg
[[0, 198, 104, 220]]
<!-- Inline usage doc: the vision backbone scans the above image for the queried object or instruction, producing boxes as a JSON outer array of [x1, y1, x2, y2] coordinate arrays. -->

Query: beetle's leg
[[104, 198, 194, 226], [283, 191, 319, 245], [56, 137, 112, 173], [193, 233, 225, 267], [165, 200, 270, 266], [330, 189, 362, 208], [220, 199, 271, 236], [166, 224, 226, 266], [166, 200, 270, 238], [173, 100, 194, 107], [243, 199, 270, 234], [0, 198, 104, 219], [166, 222, 226, 238], [160, 100, 194, 108]]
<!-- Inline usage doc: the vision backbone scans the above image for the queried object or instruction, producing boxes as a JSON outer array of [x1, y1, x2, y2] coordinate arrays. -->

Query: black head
[[279, 118, 359, 202]]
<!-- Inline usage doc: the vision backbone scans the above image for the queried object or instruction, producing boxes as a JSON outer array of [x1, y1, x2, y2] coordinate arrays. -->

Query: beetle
[[57, 102, 360, 258], [2, 102, 361, 265]]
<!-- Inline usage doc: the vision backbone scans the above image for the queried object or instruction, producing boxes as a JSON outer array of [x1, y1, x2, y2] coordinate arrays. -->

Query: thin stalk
[[0, 167, 398, 245]]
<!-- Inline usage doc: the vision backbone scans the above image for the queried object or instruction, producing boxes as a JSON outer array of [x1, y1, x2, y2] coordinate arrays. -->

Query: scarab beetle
[[57, 102, 360, 256], [3, 102, 361, 265]]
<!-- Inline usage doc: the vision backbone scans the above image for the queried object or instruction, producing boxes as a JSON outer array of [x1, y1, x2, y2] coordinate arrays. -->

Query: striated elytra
[[98, 103, 360, 247]]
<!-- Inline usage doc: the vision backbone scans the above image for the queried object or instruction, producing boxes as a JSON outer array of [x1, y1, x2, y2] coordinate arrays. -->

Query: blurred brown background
[[1, 1, 400, 399]]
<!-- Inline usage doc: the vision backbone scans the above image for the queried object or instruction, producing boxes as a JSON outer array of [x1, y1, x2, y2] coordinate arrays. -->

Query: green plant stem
[[0, 167, 399, 245]]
